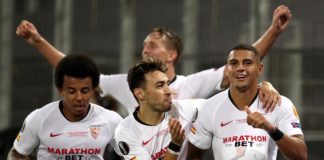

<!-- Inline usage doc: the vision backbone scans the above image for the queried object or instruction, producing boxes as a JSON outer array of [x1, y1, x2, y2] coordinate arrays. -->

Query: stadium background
[[0, 0, 323, 159]]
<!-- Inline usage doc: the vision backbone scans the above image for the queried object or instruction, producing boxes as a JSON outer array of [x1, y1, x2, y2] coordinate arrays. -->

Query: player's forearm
[[275, 135, 307, 160], [33, 36, 65, 68], [186, 142, 205, 160], [163, 151, 178, 160], [252, 26, 281, 60]]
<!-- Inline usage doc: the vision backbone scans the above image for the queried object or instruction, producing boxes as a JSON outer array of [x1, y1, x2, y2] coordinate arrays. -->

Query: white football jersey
[[187, 89, 303, 160], [114, 99, 205, 160], [14, 100, 122, 159], [99, 66, 224, 113]]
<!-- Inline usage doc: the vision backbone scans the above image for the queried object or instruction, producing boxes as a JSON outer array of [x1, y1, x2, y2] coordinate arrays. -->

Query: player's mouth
[[74, 104, 87, 112], [236, 74, 247, 80], [164, 97, 172, 104]]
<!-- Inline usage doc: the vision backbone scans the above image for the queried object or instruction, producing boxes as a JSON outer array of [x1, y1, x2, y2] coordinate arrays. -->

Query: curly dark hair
[[55, 53, 100, 89]]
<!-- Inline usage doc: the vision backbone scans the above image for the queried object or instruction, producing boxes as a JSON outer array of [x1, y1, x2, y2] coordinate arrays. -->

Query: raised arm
[[253, 5, 292, 59], [16, 20, 65, 68]]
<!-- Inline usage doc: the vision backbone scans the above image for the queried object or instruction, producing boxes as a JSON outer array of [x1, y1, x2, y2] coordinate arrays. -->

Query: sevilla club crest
[[90, 127, 100, 139]]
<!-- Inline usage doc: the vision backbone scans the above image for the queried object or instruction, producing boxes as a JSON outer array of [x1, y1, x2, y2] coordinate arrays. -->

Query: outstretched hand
[[169, 118, 185, 146], [16, 20, 42, 45], [271, 5, 292, 34]]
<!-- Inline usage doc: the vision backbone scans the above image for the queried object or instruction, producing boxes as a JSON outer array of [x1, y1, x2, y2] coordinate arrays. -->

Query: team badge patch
[[292, 105, 300, 118], [291, 122, 301, 129], [190, 126, 197, 134], [20, 121, 26, 133], [16, 133, 21, 142], [191, 108, 198, 123], [118, 141, 130, 155], [90, 127, 100, 139]]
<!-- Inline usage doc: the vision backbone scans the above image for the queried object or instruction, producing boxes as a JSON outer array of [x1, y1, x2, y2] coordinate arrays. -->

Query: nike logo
[[142, 137, 154, 145], [220, 120, 233, 127], [50, 132, 64, 137], [142, 128, 169, 145]]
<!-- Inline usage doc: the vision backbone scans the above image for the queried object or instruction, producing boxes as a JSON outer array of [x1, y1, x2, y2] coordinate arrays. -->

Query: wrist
[[269, 25, 282, 36], [168, 141, 182, 155], [268, 127, 284, 141], [32, 35, 45, 46], [268, 125, 277, 133]]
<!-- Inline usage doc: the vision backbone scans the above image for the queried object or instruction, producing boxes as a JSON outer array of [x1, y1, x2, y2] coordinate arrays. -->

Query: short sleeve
[[114, 126, 151, 160], [275, 97, 303, 136], [187, 102, 216, 150], [185, 66, 225, 98], [14, 110, 41, 155], [99, 74, 138, 113]]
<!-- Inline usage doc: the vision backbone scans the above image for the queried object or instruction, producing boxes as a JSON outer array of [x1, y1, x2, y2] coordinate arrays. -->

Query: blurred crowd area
[[1, 0, 323, 159]]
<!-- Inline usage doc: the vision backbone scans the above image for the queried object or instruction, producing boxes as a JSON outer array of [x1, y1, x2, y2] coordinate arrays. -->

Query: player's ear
[[166, 49, 177, 63], [134, 88, 145, 100], [258, 63, 264, 76]]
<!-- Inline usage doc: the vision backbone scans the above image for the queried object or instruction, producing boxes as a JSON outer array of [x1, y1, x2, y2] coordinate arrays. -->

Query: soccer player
[[186, 43, 307, 160], [7, 54, 123, 159], [115, 58, 205, 160], [15, 5, 291, 114]]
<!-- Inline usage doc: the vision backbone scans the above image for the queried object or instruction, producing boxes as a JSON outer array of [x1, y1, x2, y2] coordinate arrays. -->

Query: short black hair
[[55, 53, 100, 89], [127, 57, 167, 95], [228, 43, 260, 61]]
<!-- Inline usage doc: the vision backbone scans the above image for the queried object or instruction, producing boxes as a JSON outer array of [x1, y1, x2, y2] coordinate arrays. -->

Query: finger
[[258, 90, 264, 105], [172, 120, 180, 133], [245, 106, 252, 114], [16, 27, 27, 37], [269, 95, 277, 112], [168, 118, 176, 130], [263, 91, 270, 109], [264, 92, 275, 112], [16, 27, 21, 35], [25, 22, 34, 31]]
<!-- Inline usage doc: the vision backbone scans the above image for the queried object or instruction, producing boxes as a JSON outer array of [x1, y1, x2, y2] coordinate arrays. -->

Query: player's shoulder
[[206, 89, 228, 105], [272, 95, 295, 112], [171, 74, 186, 84], [91, 103, 123, 121], [172, 99, 206, 113], [173, 99, 206, 107], [280, 95, 293, 105], [115, 114, 137, 136], [100, 73, 127, 80], [31, 101, 59, 116], [24, 101, 60, 125], [117, 113, 136, 128]]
